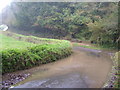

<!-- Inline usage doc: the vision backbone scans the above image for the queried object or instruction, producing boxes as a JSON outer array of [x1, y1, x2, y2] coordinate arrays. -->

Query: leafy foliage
[[88, 12, 118, 48], [3, 2, 118, 48], [1, 33, 72, 74]]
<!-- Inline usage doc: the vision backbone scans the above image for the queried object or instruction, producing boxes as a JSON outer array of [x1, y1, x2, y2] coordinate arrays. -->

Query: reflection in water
[[14, 47, 113, 88]]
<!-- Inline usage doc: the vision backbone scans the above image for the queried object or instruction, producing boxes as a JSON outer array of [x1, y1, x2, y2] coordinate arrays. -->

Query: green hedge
[[1, 41, 72, 74]]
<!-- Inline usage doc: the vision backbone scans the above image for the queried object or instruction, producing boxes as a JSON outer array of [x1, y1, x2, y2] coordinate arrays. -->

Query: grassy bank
[[113, 51, 120, 88], [72, 42, 118, 51], [0, 32, 72, 74], [0, 34, 36, 50], [72, 43, 101, 50]]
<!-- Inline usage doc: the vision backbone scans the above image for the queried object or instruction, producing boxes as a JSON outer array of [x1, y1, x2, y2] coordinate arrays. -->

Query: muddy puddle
[[8, 46, 113, 88]]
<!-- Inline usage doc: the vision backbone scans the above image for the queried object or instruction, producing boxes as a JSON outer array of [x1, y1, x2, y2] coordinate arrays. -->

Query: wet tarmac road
[[12, 46, 113, 88]]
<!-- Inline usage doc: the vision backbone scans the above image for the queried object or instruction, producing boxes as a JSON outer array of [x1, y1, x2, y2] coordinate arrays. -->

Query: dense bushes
[[2, 2, 118, 49], [1, 39, 72, 74]]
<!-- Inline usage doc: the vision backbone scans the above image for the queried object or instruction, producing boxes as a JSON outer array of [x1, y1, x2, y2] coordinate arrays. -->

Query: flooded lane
[[13, 46, 113, 88]]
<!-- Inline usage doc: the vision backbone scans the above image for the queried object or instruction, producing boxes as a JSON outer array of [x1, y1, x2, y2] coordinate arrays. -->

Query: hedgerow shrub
[[1, 41, 72, 74]]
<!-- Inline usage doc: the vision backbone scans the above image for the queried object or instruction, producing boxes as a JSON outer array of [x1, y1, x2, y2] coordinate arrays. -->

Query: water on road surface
[[13, 47, 113, 88]]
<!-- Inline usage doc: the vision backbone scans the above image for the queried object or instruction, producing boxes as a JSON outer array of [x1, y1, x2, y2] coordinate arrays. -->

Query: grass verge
[[0, 34, 36, 50], [113, 51, 120, 88], [72, 43, 101, 50], [0, 32, 72, 74]]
